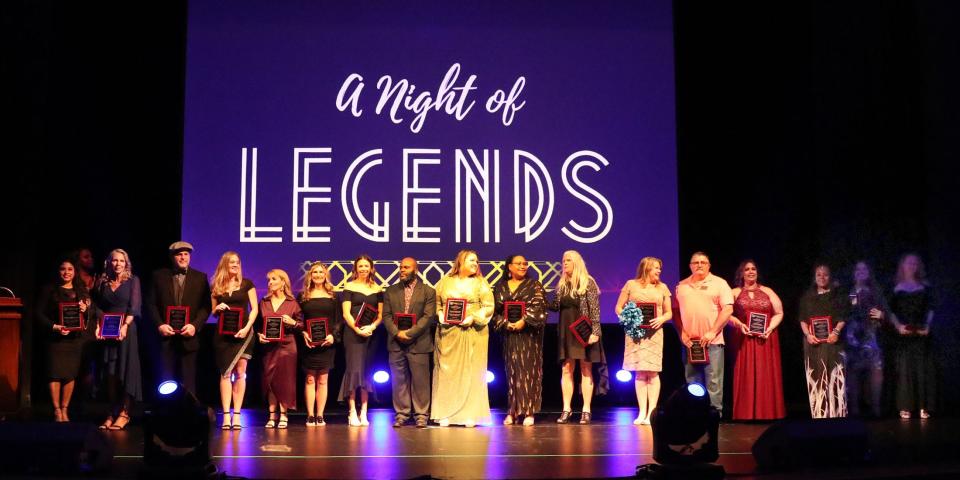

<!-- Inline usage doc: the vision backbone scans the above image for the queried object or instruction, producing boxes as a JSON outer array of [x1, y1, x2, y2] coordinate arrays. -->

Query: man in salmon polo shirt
[[675, 251, 734, 414]]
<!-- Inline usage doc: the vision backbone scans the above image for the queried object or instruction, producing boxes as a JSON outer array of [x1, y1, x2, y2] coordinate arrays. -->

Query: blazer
[[382, 279, 436, 353], [148, 266, 212, 351]]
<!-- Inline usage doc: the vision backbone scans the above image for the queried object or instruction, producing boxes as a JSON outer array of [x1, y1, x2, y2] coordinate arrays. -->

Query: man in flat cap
[[147, 241, 211, 394]]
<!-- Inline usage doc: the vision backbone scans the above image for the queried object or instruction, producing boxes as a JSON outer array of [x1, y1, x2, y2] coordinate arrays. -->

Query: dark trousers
[[388, 349, 431, 420], [160, 340, 198, 395]]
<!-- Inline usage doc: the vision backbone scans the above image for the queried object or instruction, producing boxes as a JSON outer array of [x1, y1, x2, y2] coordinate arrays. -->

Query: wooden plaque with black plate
[[59, 302, 84, 332], [444, 298, 467, 325], [504, 301, 526, 323], [218, 307, 243, 335], [569, 315, 593, 347]]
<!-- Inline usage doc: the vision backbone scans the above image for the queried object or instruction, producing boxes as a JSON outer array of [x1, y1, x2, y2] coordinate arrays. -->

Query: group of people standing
[[36, 244, 936, 430], [647, 251, 936, 424]]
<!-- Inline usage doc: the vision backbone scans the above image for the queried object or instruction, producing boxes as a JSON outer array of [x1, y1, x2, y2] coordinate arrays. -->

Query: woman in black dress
[[492, 254, 546, 426], [339, 254, 383, 427], [210, 251, 258, 430], [888, 253, 936, 419], [550, 250, 608, 425], [36, 258, 91, 422], [91, 248, 142, 430], [798, 263, 848, 418], [299, 261, 342, 427]]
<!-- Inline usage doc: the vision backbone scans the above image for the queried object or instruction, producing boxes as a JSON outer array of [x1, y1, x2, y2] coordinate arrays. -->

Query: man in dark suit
[[382, 257, 436, 428], [148, 241, 211, 395]]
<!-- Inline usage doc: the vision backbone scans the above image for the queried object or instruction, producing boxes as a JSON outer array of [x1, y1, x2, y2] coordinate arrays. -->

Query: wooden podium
[[0, 296, 23, 413]]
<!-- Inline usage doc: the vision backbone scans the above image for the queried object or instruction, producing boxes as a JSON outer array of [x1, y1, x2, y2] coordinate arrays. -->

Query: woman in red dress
[[728, 260, 786, 420], [257, 269, 302, 429]]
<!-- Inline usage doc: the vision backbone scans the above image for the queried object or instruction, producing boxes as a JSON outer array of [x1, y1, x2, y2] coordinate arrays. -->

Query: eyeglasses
[[511, 261, 529, 266], [690, 261, 710, 265]]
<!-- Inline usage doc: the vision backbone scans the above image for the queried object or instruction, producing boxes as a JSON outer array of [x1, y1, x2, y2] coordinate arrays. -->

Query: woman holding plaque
[[614, 256, 672, 425], [299, 261, 342, 427], [432, 249, 495, 427], [36, 258, 92, 422], [727, 260, 786, 420], [798, 263, 848, 418], [339, 254, 384, 427], [888, 253, 936, 419], [210, 251, 258, 430], [550, 250, 609, 425], [845, 261, 887, 418], [492, 254, 546, 426], [256, 269, 302, 429], [91, 249, 142, 430]]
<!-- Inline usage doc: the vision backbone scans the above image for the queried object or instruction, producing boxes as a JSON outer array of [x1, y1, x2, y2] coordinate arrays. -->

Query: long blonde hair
[[300, 261, 335, 301], [266, 268, 295, 301], [556, 250, 593, 297], [447, 249, 480, 277], [97, 248, 133, 287], [635, 256, 663, 287], [211, 251, 242, 296]]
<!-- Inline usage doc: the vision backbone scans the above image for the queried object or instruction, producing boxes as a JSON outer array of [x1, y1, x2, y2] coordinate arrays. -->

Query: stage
[[8, 407, 956, 479]]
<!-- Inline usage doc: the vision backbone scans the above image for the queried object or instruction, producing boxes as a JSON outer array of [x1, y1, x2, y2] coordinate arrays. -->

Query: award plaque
[[394, 313, 415, 331], [747, 312, 768, 336], [636, 302, 657, 329], [568, 315, 593, 347], [218, 307, 243, 335], [58, 302, 84, 332], [504, 301, 526, 323], [444, 298, 467, 325], [100, 313, 123, 339], [166, 305, 190, 332], [263, 316, 284, 342], [810, 316, 833, 341], [306, 317, 329, 346], [355, 303, 379, 327], [688, 339, 709, 364]]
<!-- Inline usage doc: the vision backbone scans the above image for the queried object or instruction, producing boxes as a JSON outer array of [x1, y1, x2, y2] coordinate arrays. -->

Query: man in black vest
[[382, 257, 436, 428], [149, 241, 211, 395]]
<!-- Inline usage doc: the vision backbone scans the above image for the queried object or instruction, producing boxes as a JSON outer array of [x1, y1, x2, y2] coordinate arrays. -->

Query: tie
[[174, 272, 185, 305]]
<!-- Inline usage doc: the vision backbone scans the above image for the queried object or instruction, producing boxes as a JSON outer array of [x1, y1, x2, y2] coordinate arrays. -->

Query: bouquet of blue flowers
[[618, 301, 648, 340]]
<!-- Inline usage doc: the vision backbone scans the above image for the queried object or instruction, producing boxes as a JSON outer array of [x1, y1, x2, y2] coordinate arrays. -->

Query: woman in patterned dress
[[492, 254, 546, 426], [615, 257, 672, 425], [728, 260, 786, 420], [551, 250, 608, 425], [798, 263, 848, 418]]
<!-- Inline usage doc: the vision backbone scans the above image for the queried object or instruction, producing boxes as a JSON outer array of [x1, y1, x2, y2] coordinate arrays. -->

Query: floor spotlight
[[142, 381, 221, 479], [373, 370, 390, 384], [485, 370, 495, 384], [636, 382, 724, 479], [616, 369, 633, 383]]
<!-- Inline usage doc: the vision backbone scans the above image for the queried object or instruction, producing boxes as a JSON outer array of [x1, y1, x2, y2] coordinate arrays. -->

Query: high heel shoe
[[99, 416, 115, 430], [109, 413, 130, 430], [265, 411, 278, 428], [522, 416, 535, 426], [277, 414, 288, 429], [503, 415, 514, 425], [556, 411, 572, 424], [221, 411, 233, 430], [232, 411, 243, 430], [579, 411, 592, 425], [54, 407, 64, 423], [60, 406, 70, 422], [348, 413, 361, 427]]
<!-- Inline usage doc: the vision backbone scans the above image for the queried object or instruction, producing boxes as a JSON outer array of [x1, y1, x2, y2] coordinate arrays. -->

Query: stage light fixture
[[373, 370, 390, 384], [485, 370, 495, 383], [636, 382, 724, 479], [142, 381, 220, 479], [616, 369, 632, 383]]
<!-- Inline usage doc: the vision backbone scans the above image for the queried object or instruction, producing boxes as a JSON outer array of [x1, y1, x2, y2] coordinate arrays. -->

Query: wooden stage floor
[[11, 408, 960, 479]]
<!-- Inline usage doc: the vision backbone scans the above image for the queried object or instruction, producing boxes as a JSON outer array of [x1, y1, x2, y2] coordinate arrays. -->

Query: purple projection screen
[[182, 0, 678, 322]]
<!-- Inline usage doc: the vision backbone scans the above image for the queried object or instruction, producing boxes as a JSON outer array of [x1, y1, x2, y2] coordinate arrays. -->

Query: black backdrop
[[3, 0, 958, 416]]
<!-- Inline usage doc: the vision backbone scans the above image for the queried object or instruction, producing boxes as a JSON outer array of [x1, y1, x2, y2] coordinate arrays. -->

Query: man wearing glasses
[[675, 252, 733, 414]]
